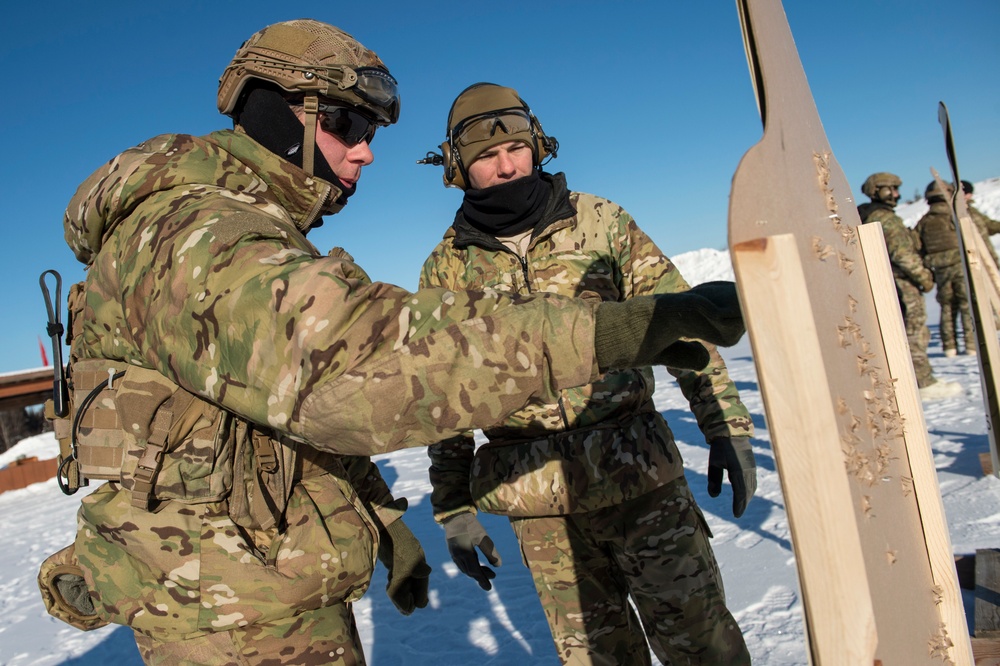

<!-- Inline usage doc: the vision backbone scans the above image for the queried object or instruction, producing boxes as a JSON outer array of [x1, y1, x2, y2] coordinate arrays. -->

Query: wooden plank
[[972, 636, 1000, 665], [958, 214, 1000, 480], [733, 236, 876, 665], [728, 1, 973, 662], [933, 114, 1000, 481], [970, 230, 1000, 314], [978, 549, 1000, 638], [984, 453, 995, 477], [858, 222, 971, 656]]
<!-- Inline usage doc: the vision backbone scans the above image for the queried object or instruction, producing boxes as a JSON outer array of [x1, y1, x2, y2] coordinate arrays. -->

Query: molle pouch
[[71, 359, 132, 480], [113, 365, 233, 508]]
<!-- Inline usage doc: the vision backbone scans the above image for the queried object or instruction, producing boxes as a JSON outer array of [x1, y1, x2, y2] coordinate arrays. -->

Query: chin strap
[[302, 94, 319, 175]]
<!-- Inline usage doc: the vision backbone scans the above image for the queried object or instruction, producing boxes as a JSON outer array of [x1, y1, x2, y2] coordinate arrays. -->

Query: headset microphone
[[417, 152, 444, 166]]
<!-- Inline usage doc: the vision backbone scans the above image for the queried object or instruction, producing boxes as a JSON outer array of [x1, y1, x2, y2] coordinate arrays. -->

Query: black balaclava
[[461, 170, 550, 237], [235, 84, 357, 204]]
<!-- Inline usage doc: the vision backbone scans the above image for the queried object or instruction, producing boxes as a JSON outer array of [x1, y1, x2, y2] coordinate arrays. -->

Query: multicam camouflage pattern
[[76, 467, 378, 639], [860, 204, 937, 387], [420, 172, 752, 520], [65, 130, 598, 456], [859, 204, 935, 289], [510, 478, 750, 665], [62, 130, 601, 641], [931, 263, 972, 353], [422, 171, 749, 662], [916, 201, 971, 352], [897, 278, 935, 387], [134, 601, 364, 665], [915, 200, 961, 270]]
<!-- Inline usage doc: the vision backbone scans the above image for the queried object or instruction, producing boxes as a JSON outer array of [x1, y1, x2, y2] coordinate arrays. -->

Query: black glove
[[707, 436, 757, 518], [377, 519, 432, 615], [594, 282, 745, 372], [443, 512, 502, 591]]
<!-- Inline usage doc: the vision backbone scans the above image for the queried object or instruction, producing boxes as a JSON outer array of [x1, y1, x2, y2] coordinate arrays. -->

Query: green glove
[[594, 281, 745, 372], [707, 436, 757, 518], [443, 512, 502, 591], [377, 519, 432, 615]]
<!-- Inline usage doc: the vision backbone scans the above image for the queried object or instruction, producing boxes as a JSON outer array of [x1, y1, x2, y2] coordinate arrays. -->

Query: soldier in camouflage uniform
[[858, 172, 961, 400], [962, 179, 1000, 269], [418, 83, 755, 665], [915, 180, 972, 356], [39, 21, 748, 665]]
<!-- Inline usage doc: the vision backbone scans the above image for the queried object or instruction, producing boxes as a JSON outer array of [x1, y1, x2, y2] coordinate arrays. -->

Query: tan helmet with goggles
[[218, 19, 400, 173], [861, 172, 902, 198], [429, 83, 558, 190]]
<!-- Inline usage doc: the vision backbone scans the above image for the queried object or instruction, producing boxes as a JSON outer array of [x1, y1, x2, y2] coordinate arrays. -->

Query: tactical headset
[[419, 83, 559, 190]]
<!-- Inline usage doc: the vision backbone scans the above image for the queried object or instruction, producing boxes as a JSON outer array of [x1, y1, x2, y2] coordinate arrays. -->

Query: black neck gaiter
[[235, 85, 356, 204], [461, 171, 551, 237]]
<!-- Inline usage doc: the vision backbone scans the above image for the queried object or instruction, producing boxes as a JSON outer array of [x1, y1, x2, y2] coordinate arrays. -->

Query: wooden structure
[[932, 107, 1000, 480], [0, 367, 54, 412], [729, 0, 972, 662], [0, 455, 57, 494]]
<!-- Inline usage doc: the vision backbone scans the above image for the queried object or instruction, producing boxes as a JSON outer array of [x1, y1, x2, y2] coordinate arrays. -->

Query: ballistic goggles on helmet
[[233, 57, 400, 125], [338, 66, 399, 124], [452, 108, 533, 147]]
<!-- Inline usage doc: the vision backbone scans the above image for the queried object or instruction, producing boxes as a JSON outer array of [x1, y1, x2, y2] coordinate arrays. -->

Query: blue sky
[[1, 0, 998, 374]]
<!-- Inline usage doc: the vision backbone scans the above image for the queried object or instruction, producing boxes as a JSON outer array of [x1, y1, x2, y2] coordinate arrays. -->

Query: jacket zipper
[[515, 250, 571, 429]]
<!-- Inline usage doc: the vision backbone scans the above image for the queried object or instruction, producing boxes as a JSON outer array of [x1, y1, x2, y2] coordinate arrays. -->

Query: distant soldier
[[915, 180, 972, 356], [418, 82, 754, 665], [858, 172, 962, 400], [961, 179, 1000, 269]]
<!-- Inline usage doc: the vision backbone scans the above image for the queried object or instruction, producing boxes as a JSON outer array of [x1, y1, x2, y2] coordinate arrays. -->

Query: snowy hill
[[2, 178, 999, 665]]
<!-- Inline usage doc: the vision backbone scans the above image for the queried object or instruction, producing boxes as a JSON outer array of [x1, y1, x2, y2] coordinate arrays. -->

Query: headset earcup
[[440, 141, 465, 190]]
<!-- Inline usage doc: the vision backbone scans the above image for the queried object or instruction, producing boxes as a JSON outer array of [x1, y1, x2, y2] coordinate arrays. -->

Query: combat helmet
[[422, 83, 558, 190], [861, 172, 902, 199], [218, 19, 400, 174], [925, 179, 954, 202]]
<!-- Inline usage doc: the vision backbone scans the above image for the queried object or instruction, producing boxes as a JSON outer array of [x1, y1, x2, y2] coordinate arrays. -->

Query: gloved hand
[[707, 436, 757, 518], [377, 519, 432, 615], [594, 281, 745, 372], [443, 512, 502, 591], [917, 269, 935, 293], [37, 544, 108, 631]]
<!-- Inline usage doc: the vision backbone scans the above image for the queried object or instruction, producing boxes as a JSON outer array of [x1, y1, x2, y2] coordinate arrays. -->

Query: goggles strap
[[302, 94, 319, 175]]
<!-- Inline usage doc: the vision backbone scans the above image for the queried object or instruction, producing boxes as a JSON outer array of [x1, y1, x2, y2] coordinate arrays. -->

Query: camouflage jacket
[[62, 131, 602, 637], [859, 202, 933, 288], [915, 201, 960, 269], [419, 172, 752, 519]]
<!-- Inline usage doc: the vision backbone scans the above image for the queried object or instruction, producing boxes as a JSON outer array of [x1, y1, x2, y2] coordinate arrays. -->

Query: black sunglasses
[[317, 103, 377, 146]]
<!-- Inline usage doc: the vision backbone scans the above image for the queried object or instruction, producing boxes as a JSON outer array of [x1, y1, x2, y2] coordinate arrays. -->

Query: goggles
[[452, 109, 533, 147], [317, 102, 377, 146], [347, 67, 399, 123]]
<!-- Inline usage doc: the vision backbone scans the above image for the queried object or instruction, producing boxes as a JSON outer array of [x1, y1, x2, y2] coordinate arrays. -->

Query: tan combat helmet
[[861, 172, 902, 199], [924, 179, 954, 202], [218, 19, 400, 174]]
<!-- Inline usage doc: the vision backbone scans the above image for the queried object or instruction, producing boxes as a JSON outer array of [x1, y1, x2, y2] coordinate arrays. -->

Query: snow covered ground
[[1, 179, 998, 664]]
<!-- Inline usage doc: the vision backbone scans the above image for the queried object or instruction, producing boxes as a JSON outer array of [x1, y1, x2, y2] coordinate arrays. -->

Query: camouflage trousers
[[933, 264, 972, 352], [133, 602, 365, 665], [509, 477, 749, 666], [896, 278, 934, 388]]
